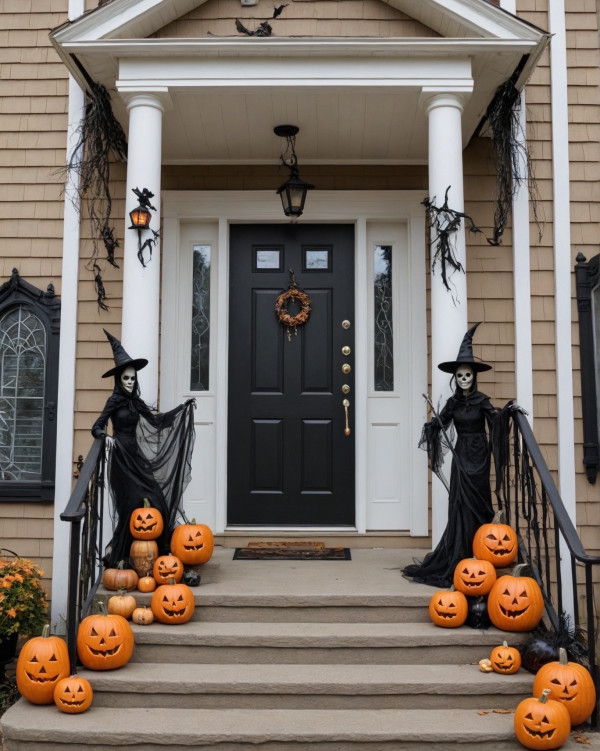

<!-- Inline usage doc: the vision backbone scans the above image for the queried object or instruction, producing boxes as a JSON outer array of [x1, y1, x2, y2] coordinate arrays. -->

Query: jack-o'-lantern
[[129, 498, 164, 540], [514, 689, 571, 750], [490, 640, 521, 674], [533, 647, 596, 726], [428, 588, 468, 629], [170, 521, 214, 565], [53, 674, 93, 714], [453, 558, 497, 597], [472, 510, 518, 568], [487, 565, 544, 632], [129, 539, 159, 578], [16, 624, 70, 705], [153, 554, 184, 584], [151, 577, 195, 624], [76, 603, 134, 670]]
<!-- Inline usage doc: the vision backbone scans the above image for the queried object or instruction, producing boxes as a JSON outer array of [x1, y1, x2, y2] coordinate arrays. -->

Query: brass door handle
[[343, 399, 350, 436]]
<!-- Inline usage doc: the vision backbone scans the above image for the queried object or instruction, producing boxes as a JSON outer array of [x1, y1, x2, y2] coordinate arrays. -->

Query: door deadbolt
[[342, 346, 351, 356], [341, 384, 351, 394], [342, 363, 351, 374], [342, 320, 351, 330]]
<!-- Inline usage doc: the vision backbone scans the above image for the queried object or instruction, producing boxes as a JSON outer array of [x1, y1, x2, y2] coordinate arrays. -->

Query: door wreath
[[275, 270, 311, 340]]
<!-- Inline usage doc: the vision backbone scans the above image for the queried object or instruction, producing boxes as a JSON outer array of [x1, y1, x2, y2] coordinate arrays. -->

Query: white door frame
[[161, 189, 428, 536]]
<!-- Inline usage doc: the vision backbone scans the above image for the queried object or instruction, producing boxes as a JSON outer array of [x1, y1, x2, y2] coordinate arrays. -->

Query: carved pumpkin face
[[129, 501, 164, 540], [472, 521, 518, 568], [153, 554, 184, 583], [453, 558, 497, 597], [170, 522, 214, 565], [16, 625, 70, 705], [533, 648, 597, 726], [428, 589, 468, 629], [53, 675, 93, 714], [487, 571, 544, 632], [151, 579, 195, 624], [514, 690, 571, 750], [76, 612, 134, 670], [490, 641, 521, 674]]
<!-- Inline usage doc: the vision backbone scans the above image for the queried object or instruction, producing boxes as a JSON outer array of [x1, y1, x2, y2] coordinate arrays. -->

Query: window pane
[[0, 307, 46, 480], [374, 245, 394, 391], [190, 244, 211, 391]]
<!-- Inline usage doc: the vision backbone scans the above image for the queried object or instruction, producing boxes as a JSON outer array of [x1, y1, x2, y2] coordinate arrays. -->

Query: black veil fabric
[[402, 391, 511, 588], [92, 382, 195, 567]]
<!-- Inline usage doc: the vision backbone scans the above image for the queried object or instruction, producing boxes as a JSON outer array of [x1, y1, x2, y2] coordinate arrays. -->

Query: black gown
[[403, 390, 499, 588], [91, 384, 195, 567]]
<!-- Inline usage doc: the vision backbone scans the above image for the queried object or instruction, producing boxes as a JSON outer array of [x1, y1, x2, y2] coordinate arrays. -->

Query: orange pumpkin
[[151, 577, 195, 624], [101, 561, 139, 591], [129, 539, 159, 578], [132, 606, 155, 625], [53, 674, 93, 714], [513, 689, 571, 750], [16, 624, 70, 705], [76, 604, 134, 670], [153, 554, 184, 584], [129, 498, 164, 540], [170, 521, 214, 565], [490, 640, 521, 675], [107, 591, 137, 620], [472, 510, 518, 568], [428, 588, 468, 629], [137, 575, 157, 593], [452, 557, 497, 597], [533, 647, 596, 726], [487, 565, 544, 632]]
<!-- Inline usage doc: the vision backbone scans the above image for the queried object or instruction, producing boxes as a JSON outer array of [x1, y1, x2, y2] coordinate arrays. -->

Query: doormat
[[233, 545, 351, 561]]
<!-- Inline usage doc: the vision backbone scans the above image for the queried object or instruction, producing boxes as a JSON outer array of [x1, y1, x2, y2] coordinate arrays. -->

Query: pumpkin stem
[[142, 498, 151, 508], [538, 688, 552, 704], [511, 563, 533, 577], [559, 647, 568, 665], [41, 623, 50, 639], [492, 509, 507, 524], [503, 641, 508, 648]]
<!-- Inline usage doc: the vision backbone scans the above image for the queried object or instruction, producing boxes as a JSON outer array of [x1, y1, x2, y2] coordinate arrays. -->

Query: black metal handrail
[[60, 435, 106, 673], [505, 411, 600, 728]]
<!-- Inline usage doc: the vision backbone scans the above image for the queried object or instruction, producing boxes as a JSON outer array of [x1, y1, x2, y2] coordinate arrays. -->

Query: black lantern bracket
[[274, 125, 314, 219], [129, 187, 160, 267]]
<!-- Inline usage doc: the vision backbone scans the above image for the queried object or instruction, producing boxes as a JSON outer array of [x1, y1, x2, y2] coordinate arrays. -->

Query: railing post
[[65, 519, 81, 674]]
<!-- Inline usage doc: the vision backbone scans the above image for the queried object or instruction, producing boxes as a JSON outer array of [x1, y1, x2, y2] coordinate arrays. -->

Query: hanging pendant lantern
[[274, 125, 313, 218]]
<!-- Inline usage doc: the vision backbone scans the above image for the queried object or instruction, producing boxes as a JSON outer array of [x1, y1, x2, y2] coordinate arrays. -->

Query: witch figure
[[91, 329, 196, 567], [403, 322, 509, 588]]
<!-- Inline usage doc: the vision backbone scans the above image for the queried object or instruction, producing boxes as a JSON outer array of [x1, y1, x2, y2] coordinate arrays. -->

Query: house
[[0, 0, 598, 630]]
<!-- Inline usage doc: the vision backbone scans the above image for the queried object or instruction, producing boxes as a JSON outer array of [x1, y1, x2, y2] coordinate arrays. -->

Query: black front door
[[227, 224, 355, 526]]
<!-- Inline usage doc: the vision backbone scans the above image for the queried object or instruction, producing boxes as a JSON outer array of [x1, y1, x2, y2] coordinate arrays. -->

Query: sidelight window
[[373, 244, 394, 391], [190, 244, 211, 391]]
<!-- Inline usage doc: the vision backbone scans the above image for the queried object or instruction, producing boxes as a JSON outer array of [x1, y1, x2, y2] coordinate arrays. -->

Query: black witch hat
[[437, 322, 492, 374], [101, 329, 148, 378]]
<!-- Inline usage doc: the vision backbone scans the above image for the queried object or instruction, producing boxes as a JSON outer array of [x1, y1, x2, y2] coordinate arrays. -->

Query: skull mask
[[455, 365, 474, 394], [120, 366, 136, 394]]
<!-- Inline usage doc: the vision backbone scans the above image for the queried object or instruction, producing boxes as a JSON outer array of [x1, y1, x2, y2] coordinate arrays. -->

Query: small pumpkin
[[107, 590, 137, 620], [533, 647, 596, 726], [76, 602, 134, 671], [428, 588, 468, 629], [102, 561, 139, 591], [132, 606, 155, 626], [16, 624, 70, 705], [137, 575, 157, 593], [153, 554, 184, 584], [513, 688, 571, 750], [151, 577, 195, 624], [129, 498, 164, 540], [490, 640, 521, 675], [170, 520, 214, 565], [472, 510, 518, 568], [453, 557, 497, 597], [129, 539, 159, 578], [53, 674, 94, 714], [487, 564, 544, 632]]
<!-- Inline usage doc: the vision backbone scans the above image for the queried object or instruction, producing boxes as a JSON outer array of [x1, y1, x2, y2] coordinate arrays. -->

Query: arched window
[[0, 270, 60, 501]]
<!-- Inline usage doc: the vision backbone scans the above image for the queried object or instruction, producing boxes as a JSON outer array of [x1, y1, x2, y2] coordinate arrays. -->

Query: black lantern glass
[[274, 125, 313, 218]]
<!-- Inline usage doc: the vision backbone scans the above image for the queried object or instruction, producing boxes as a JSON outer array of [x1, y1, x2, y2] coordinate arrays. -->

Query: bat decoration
[[132, 187, 156, 212], [137, 228, 160, 268], [235, 4, 287, 37], [100, 223, 120, 268], [93, 264, 109, 311], [422, 186, 484, 296]]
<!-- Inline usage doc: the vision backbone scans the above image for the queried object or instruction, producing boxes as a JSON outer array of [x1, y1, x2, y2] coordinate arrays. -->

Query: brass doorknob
[[342, 346, 351, 356], [341, 384, 350, 394]]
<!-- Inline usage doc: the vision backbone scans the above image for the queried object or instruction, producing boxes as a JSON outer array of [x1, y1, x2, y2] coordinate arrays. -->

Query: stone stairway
[[2, 547, 599, 750]]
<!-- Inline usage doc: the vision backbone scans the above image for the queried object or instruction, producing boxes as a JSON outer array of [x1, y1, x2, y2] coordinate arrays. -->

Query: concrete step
[[129, 620, 523, 665], [81, 661, 533, 710], [3, 704, 599, 751]]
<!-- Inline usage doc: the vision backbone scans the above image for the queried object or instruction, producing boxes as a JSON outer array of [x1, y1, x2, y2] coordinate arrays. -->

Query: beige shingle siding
[[0, 0, 68, 591]]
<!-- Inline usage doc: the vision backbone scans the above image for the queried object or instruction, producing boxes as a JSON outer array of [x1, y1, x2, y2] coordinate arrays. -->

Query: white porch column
[[121, 91, 170, 405], [425, 92, 469, 546]]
